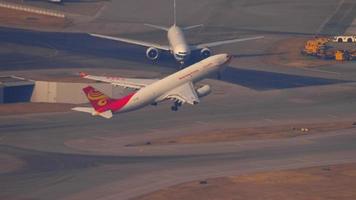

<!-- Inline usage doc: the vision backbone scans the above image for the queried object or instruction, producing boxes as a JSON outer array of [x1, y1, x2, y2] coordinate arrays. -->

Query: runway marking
[[316, 0, 345, 34], [93, 3, 108, 20], [263, 118, 275, 123], [346, 19, 356, 34], [327, 114, 340, 119], [0, 1, 65, 18], [301, 67, 341, 75]]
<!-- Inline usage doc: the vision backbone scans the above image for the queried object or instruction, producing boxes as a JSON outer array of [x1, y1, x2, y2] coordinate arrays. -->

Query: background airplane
[[72, 54, 232, 118], [91, 0, 263, 65]]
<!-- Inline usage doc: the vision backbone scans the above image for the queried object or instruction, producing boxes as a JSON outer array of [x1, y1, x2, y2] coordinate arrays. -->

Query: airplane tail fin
[[173, 0, 177, 26], [71, 86, 114, 119], [82, 86, 114, 114], [144, 0, 181, 30]]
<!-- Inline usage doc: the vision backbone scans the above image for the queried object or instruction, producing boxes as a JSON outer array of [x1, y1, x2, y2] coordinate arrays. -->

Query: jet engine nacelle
[[146, 47, 160, 60], [196, 85, 211, 98], [200, 48, 212, 58]]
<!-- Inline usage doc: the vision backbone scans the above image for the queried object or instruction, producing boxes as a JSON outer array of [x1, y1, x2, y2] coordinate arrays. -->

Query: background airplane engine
[[146, 47, 160, 60], [200, 48, 212, 58], [196, 85, 211, 97]]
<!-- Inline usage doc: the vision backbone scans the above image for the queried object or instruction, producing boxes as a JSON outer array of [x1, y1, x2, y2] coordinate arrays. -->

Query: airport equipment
[[333, 35, 356, 43], [301, 37, 329, 57], [0, 76, 34, 103], [301, 37, 355, 61], [349, 50, 356, 61], [335, 50, 347, 61]]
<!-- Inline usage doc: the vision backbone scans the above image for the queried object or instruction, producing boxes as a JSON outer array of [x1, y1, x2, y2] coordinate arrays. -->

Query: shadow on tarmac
[[218, 67, 349, 91], [0, 27, 350, 90]]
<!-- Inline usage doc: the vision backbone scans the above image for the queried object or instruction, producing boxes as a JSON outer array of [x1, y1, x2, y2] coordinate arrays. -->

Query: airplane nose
[[224, 54, 232, 64]]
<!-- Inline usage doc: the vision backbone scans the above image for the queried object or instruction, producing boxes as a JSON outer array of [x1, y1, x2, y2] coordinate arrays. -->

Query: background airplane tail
[[82, 86, 114, 112], [144, 0, 176, 30]]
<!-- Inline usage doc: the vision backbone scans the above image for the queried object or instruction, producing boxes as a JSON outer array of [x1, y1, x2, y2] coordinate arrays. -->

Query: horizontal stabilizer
[[183, 24, 204, 31], [194, 36, 264, 49], [98, 110, 113, 119], [144, 23, 169, 31], [72, 107, 113, 119], [72, 107, 95, 114], [90, 33, 170, 51]]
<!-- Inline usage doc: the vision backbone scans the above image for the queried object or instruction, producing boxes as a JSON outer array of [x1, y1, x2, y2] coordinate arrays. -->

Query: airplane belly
[[119, 89, 161, 112]]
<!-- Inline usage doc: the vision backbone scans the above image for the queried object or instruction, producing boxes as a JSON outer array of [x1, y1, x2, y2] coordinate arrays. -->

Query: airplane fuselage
[[114, 54, 231, 113], [167, 26, 191, 63]]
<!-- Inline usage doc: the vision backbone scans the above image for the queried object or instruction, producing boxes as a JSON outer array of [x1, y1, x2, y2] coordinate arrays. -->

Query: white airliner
[[72, 54, 231, 119], [90, 0, 263, 64]]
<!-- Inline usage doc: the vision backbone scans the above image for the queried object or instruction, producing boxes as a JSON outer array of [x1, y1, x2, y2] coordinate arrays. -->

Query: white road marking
[[301, 67, 341, 75], [316, 0, 345, 34]]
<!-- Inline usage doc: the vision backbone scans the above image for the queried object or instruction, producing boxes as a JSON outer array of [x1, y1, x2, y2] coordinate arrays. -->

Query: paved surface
[[0, 0, 356, 199]]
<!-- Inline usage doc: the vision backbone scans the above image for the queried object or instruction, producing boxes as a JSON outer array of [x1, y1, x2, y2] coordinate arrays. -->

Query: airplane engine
[[196, 85, 211, 97], [146, 47, 160, 60], [200, 48, 212, 58]]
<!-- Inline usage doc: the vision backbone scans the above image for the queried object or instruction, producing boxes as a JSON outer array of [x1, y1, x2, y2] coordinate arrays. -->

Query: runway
[[1, 116, 356, 199], [1, 0, 356, 199]]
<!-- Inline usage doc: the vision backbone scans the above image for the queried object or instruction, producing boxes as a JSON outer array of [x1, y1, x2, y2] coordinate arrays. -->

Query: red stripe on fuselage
[[178, 69, 200, 80]]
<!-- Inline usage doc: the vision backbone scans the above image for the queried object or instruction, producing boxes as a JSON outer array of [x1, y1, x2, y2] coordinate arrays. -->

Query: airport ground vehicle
[[301, 37, 355, 61], [301, 37, 329, 57], [333, 36, 356, 43]]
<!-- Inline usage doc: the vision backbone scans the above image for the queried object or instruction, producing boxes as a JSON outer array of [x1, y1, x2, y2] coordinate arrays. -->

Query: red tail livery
[[83, 86, 114, 113]]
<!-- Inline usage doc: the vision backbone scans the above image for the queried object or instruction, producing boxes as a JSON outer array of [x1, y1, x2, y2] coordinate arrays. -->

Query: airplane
[[72, 53, 232, 119], [90, 0, 263, 65]]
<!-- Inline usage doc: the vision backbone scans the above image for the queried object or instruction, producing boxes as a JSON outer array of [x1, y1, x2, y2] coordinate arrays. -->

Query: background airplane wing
[[162, 82, 199, 105], [90, 33, 170, 51], [80, 73, 158, 90], [192, 36, 264, 49]]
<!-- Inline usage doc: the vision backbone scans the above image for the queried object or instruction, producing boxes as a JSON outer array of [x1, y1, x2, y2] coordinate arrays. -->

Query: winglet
[[79, 72, 88, 78]]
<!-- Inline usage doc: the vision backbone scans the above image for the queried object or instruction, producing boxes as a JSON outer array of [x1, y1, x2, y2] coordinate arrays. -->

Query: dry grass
[[0, 153, 25, 174], [151, 122, 355, 145], [0, 7, 70, 29], [134, 163, 356, 200]]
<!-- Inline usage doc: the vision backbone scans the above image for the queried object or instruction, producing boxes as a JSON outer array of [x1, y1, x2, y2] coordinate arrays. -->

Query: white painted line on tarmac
[[0, 1, 65, 18], [301, 67, 341, 75], [316, 0, 345, 34], [345, 19, 356, 35]]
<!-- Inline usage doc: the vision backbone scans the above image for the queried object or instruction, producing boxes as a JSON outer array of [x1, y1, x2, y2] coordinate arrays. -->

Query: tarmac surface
[[0, 0, 356, 199]]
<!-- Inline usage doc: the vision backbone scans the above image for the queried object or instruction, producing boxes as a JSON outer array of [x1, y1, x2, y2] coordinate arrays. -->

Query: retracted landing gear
[[171, 101, 182, 112]]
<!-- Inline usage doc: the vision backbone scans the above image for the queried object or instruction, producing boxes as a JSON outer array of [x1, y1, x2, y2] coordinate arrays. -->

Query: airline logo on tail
[[87, 89, 108, 106], [83, 86, 112, 112]]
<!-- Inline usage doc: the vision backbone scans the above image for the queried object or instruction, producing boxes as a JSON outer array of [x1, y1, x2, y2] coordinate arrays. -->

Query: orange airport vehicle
[[302, 37, 355, 61], [301, 37, 329, 56]]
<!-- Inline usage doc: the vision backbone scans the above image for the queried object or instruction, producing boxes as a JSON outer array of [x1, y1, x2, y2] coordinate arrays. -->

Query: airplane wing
[[90, 33, 170, 51], [80, 72, 158, 90], [193, 36, 264, 49], [161, 82, 199, 105]]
